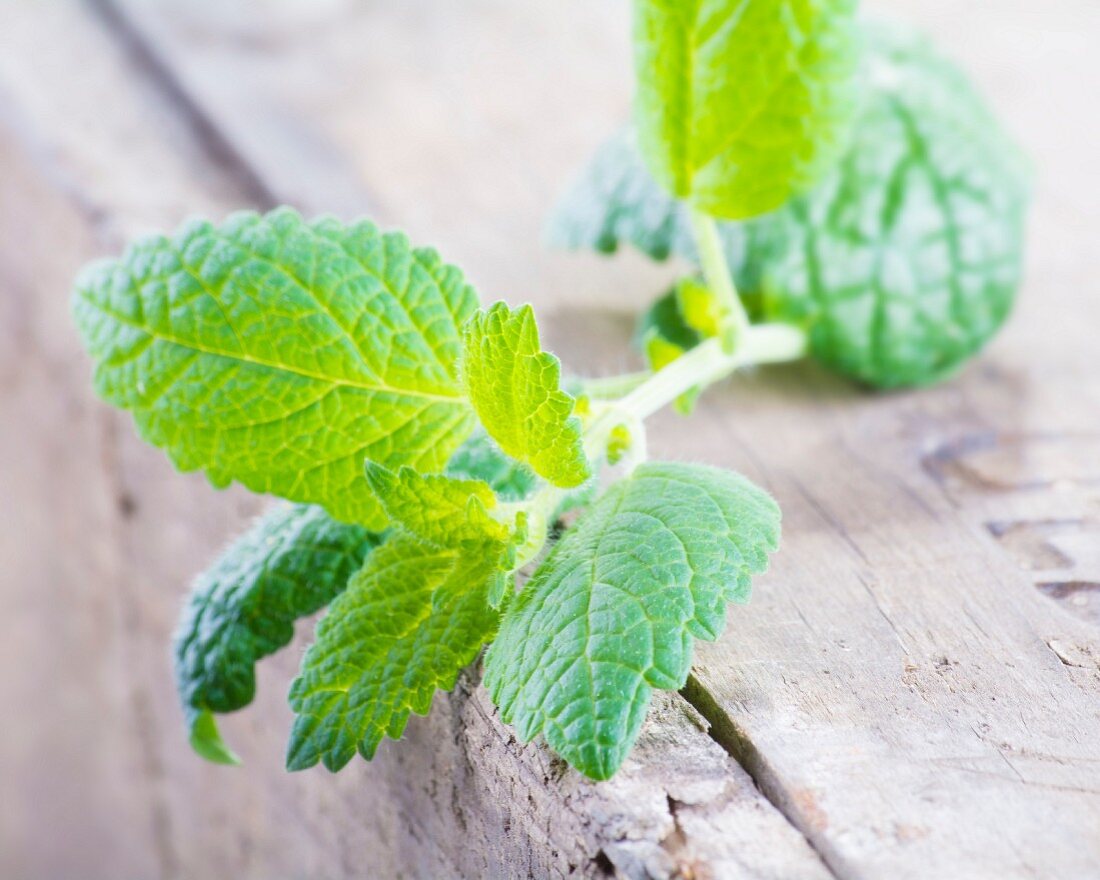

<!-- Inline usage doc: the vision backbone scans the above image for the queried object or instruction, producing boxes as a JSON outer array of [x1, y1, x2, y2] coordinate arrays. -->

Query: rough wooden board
[[0, 2, 835, 878], [102, 0, 681, 320], [659, 368, 1100, 879], [651, 4, 1100, 874], [0, 4, 270, 877], [100, 1, 1100, 877]]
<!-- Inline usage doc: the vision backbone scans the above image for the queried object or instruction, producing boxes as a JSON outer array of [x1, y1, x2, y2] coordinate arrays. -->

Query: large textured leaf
[[632, 0, 858, 219], [484, 462, 780, 780], [462, 303, 589, 488], [757, 24, 1030, 386], [174, 504, 383, 762], [73, 208, 479, 528], [286, 536, 501, 771], [553, 25, 1030, 387]]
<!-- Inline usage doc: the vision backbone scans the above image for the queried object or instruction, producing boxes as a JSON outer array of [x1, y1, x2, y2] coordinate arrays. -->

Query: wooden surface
[[2, 1, 1098, 878]]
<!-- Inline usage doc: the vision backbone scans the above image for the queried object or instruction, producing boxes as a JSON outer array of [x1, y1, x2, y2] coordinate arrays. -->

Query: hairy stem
[[510, 317, 805, 573], [580, 370, 651, 399], [688, 208, 752, 346], [617, 323, 807, 421]]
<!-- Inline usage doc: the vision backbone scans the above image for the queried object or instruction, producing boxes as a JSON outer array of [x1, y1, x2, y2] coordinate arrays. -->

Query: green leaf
[[445, 430, 537, 502], [72, 208, 480, 528], [462, 302, 590, 488], [287, 535, 502, 771], [756, 24, 1030, 386], [445, 428, 593, 553], [174, 503, 383, 762], [636, 283, 703, 353], [548, 129, 687, 261], [366, 461, 526, 607], [636, 280, 716, 414], [188, 709, 241, 766], [484, 462, 780, 780], [547, 128, 786, 298], [554, 25, 1030, 387], [365, 461, 514, 548], [676, 278, 724, 339], [631, 0, 858, 219], [644, 329, 689, 376]]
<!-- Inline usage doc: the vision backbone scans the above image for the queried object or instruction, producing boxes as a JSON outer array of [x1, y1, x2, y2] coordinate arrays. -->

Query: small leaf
[[757, 24, 1030, 386], [445, 430, 537, 502], [644, 331, 687, 374], [188, 709, 241, 766], [73, 208, 479, 528], [287, 536, 502, 771], [547, 128, 784, 298], [174, 503, 383, 762], [366, 461, 525, 606], [365, 462, 511, 548], [631, 0, 858, 218], [676, 278, 724, 340], [637, 285, 703, 353], [462, 302, 590, 488], [638, 281, 710, 414], [484, 462, 780, 780], [605, 423, 634, 466]]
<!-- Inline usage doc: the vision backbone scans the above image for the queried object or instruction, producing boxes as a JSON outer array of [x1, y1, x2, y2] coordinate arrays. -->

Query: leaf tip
[[189, 709, 241, 767]]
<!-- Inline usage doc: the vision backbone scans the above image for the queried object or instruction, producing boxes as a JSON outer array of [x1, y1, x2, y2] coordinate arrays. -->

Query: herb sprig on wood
[[73, 1, 1026, 780]]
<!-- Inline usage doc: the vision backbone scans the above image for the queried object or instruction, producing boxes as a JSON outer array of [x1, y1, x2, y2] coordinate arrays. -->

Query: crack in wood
[[678, 675, 845, 880]]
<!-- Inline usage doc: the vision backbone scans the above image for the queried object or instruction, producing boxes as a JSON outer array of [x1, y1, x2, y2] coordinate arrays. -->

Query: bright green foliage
[[642, 333, 699, 415], [446, 430, 537, 502], [366, 460, 528, 600], [632, 0, 858, 219], [676, 278, 723, 339], [291, 454, 521, 774], [68, 0, 1028, 786], [365, 462, 513, 548], [174, 503, 383, 761], [756, 25, 1030, 386], [189, 709, 241, 766], [484, 462, 780, 780], [72, 208, 479, 528], [637, 284, 703, 353], [286, 535, 502, 771], [605, 423, 634, 466], [553, 25, 1029, 387], [546, 128, 786, 298], [639, 278, 725, 357], [462, 303, 590, 487]]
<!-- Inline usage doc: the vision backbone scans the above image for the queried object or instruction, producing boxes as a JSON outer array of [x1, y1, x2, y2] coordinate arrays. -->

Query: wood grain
[[0, 1, 833, 878], [3, 0, 1099, 877]]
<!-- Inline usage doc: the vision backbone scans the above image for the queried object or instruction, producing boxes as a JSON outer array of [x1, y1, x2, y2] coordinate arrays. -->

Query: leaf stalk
[[688, 207, 752, 347]]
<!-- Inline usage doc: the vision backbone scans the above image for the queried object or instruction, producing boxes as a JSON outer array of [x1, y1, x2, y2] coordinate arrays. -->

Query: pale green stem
[[617, 323, 807, 421], [579, 370, 651, 400], [505, 319, 806, 570], [688, 207, 751, 346]]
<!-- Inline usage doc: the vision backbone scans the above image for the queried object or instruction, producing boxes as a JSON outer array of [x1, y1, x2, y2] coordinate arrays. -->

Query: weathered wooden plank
[[0, 4, 272, 877], [662, 372, 1100, 878], [652, 3, 1100, 873], [0, 1, 834, 878], [96, 0, 1100, 877], [101, 0, 677, 318]]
